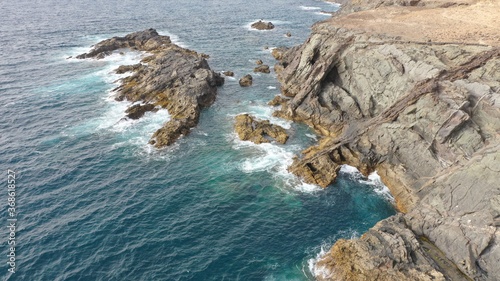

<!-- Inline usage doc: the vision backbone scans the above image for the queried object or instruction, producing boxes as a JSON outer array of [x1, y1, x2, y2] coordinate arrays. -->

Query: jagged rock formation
[[251, 20, 275, 30], [275, 0, 500, 280], [77, 29, 224, 147], [234, 114, 288, 144]]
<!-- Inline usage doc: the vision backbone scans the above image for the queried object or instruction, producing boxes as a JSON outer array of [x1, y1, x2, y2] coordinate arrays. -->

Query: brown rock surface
[[268, 95, 289, 107], [254, 64, 271, 74], [234, 114, 289, 144], [77, 29, 224, 148], [251, 20, 275, 30], [239, 74, 253, 87], [275, 0, 500, 280]]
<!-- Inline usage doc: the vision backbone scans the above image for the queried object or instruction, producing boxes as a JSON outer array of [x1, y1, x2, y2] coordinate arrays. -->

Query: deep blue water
[[0, 0, 395, 280]]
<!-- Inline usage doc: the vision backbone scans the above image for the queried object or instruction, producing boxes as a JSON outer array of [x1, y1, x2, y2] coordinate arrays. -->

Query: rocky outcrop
[[234, 114, 288, 144], [77, 29, 224, 147], [254, 65, 271, 74], [125, 103, 156, 119], [275, 0, 500, 280], [239, 74, 253, 87], [223, 71, 234, 77], [251, 20, 275, 30], [268, 95, 289, 107]]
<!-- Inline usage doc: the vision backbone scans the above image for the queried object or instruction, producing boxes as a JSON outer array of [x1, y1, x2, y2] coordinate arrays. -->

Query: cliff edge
[[274, 1, 500, 280]]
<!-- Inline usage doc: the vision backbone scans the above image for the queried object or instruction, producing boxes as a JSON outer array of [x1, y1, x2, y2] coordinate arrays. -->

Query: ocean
[[0, 0, 395, 280]]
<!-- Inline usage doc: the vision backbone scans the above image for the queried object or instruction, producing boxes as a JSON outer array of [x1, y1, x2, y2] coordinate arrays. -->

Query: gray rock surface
[[77, 29, 224, 147], [274, 2, 500, 280]]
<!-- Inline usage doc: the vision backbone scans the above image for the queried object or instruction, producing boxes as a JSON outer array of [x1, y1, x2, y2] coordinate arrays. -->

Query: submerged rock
[[234, 114, 288, 144], [239, 74, 253, 87], [77, 28, 224, 148], [251, 20, 275, 30]]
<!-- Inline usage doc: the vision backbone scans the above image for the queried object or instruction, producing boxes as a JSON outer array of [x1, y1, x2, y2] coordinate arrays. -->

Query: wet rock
[[268, 95, 289, 106], [234, 114, 288, 144], [251, 20, 275, 30], [77, 29, 224, 148], [254, 64, 270, 74], [239, 74, 253, 87], [271, 47, 289, 60], [125, 103, 156, 119], [285, 32, 292, 37], [223, 71, 234, 77]]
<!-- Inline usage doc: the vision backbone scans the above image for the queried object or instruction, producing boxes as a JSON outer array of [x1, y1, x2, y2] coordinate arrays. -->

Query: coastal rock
[[125, 103, 156, 119], [250, 20, 275, 30], [256, 59, 263, 65], [254, 65, 270, 74], [234, 114, 288, 144], [285, 32, 292, 37], [271, 47, 289, 61], [115, 63, 143, 74], [223, 71, 234, 77], [275, 0, 500, 280], [76, 28, 172, 59], [239, 74, 253, 87], [268, 95, 289, 106], [77, 29, 224, 147]]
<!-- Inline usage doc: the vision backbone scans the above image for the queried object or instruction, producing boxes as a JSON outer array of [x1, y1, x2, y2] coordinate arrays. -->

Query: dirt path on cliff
[[330, 0, 500, 46]]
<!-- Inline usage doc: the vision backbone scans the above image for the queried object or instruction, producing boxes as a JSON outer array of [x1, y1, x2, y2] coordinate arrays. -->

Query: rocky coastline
[[273, 0, 500, 280], [77, 28, 224, 147]]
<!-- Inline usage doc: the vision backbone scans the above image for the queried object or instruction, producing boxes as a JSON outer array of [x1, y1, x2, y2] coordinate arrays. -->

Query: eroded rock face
[[234, 114, 288, 144], [251, 20, 275, 30], [275, 2, 500, 280], [77, 29, 224, 148]]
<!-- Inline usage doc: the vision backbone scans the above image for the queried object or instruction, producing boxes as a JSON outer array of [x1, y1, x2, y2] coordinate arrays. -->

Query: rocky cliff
[[274, 1, 500, 280], [77, 29, 224, 147]]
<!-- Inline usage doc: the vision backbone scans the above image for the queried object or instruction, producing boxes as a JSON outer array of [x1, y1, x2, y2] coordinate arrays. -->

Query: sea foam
[[230, 133, 320, 193], [299, 6, 321, 10], [307, 229, 360, 279], [340, 165, 395, 202]]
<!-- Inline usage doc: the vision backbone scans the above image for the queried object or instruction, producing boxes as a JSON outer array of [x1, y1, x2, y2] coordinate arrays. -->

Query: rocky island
[[251, 20, 275, 30], [77, 28, 224, 147], [274, 0, 500, 280]]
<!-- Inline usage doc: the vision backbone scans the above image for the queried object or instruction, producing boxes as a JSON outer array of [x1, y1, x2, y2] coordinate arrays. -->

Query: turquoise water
[[0, 0, 395, 280]]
